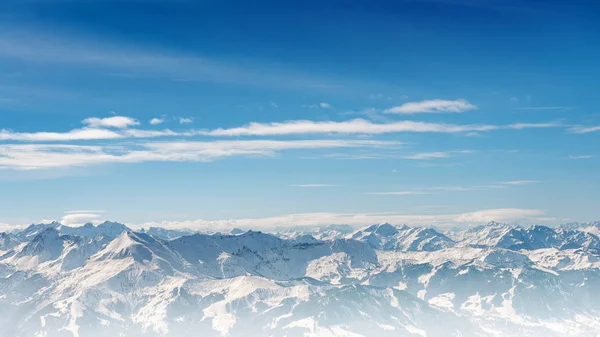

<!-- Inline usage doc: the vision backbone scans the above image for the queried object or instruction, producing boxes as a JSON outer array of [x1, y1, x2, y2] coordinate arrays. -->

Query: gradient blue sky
[[0, 0, 598, 229]]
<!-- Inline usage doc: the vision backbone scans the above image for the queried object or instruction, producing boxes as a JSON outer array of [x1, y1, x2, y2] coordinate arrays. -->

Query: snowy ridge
[[1, 221, 600, 336], [349, 223, 455, 251]]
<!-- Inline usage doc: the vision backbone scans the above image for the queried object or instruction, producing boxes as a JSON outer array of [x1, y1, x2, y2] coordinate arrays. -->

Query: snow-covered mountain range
[[1, 221, 600, 337]]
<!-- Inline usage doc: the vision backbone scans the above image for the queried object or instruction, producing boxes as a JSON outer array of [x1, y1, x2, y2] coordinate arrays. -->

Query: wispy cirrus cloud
[[65, 210, 105, 214], [506, 122, 562, 129], [568, 126, 600, 134], [306, 150, 471, 161], [400, 150, 473, 160], [501, 180, 538, 185], [199, 118, 560, 137], [0, 128, 124, 141], [568, 155, 593, 159], [0, 114, 181, 141], [384, 99, 476, 114], [0, 140, 397, 170], [0, 114, 567, 142], [402, 152, 454, 160], [513, 106, 570, 111], [368, 180, 537, 195], [0, 30, 343, 91], [366, 191, 432, 195], [0, 127, 180, 142]]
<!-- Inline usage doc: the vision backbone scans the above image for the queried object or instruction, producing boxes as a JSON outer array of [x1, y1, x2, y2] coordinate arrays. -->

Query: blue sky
[[0, 0, 599, 229]]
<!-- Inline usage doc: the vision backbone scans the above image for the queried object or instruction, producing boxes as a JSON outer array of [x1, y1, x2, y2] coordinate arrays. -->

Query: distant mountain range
[[1, 220, 600, 336]]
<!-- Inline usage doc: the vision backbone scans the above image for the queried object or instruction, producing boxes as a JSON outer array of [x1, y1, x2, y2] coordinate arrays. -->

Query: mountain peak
[[93, 230, 152, 262], [32, 227, 60, 241], [374, 223, 399, 237], [230, 228, 245, 235]]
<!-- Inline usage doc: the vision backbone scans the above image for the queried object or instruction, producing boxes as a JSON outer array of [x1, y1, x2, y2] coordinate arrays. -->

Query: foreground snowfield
[[1, 221, 600, 337]]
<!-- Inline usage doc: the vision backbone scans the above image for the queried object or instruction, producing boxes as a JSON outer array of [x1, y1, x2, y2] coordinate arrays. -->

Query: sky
[[0, 0, 599, 230]]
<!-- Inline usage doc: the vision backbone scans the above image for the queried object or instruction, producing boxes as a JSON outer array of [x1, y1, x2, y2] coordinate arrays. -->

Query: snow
[[428, 292, 455, 311], [2, 222, 600, 336], [404, 325, 427, 337]]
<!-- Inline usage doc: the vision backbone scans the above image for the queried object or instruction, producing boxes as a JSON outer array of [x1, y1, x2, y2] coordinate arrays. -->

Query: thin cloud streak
[[369, 180, 537, 195], [0, 30, 344, 91], [568, 126, 600, 134], [199, 119, 561, 137], [307, 150, 472, 161], [384, 99, 476, 114], [0, 140, 398, 170], [65, 210, 106, 214], [0, 116, 568, 141], [501, 180, 538, 185], [366, 191, 432, 195], [507, 122, 562, 129], [0, 128, 181, 142], [513, 106, 569, 110], [403, 152, 451, 160]]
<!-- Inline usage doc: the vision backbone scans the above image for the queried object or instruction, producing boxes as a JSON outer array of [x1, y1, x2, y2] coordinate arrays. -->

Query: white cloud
[[61, 213, 102, 227], [370, 180, 535, 195], [568, 126, 600, 134], [501, 180, 538, 185], [0, 222, 22, 232], [149, 118, 165, 125], [453, 208, 546, 224], [319, 102, 332, 109], [384, 99, 476, 114], [0, 128, 124, 141], [82, 116, 139, 129], [366, 191, 431, 195], [429, 186, 503, 191], [307, 149, 471, 161], [0, 118, 565, 142], [199, 118, 559, 137], [568, 155, 593, 159], [121, 129, 180, 138], [65, 210, 105, 214], [506, 122, 562, 129], [0, 127, 181, 142], [133, 208, 550, 230], [0, 140, 397, 170], [402, 152, 451, 160], [514, 106, 569, 110], [179, 117, 193, 124], [291, 184, 337, 187]]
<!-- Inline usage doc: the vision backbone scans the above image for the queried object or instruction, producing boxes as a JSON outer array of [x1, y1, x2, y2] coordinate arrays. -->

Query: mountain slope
[[1, 222, 600, 337], [350, 223, 455, 251]]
